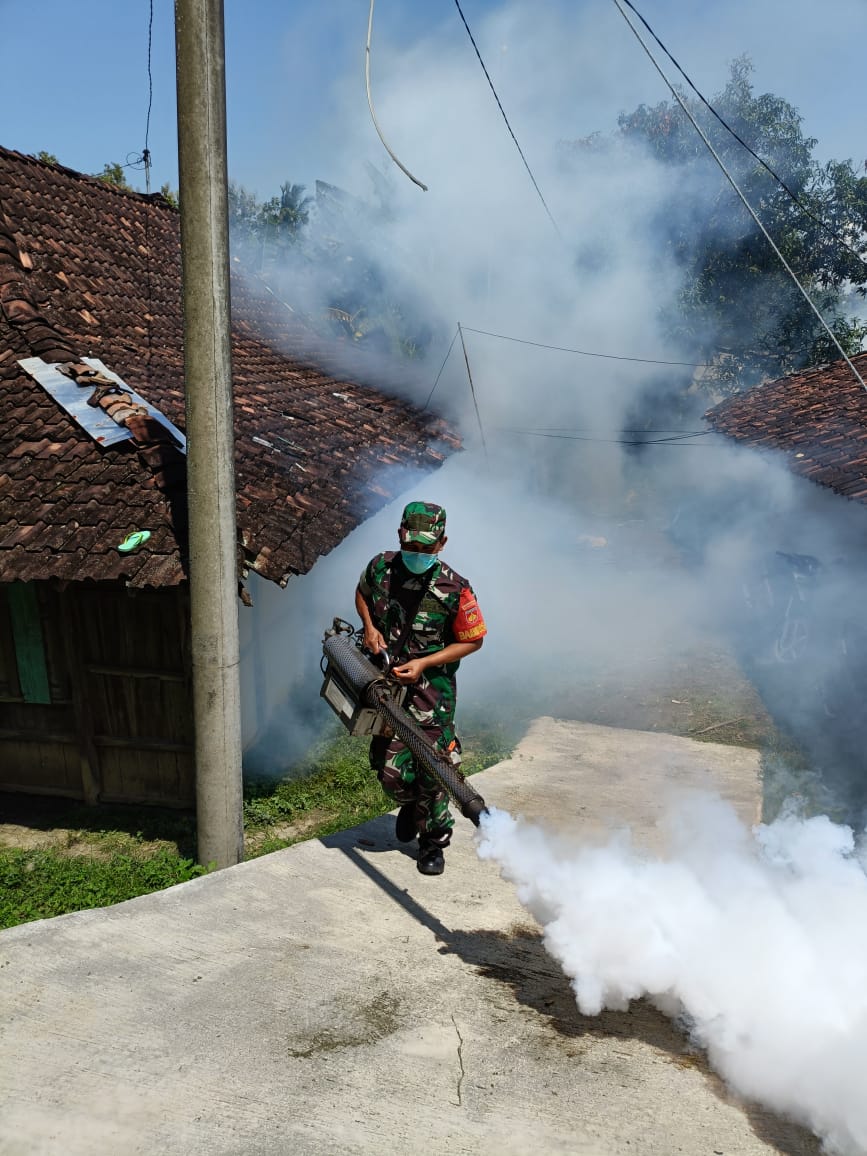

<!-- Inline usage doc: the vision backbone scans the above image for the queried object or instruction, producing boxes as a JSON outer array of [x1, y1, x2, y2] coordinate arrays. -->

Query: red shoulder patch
[[453, 587, 487, 642]]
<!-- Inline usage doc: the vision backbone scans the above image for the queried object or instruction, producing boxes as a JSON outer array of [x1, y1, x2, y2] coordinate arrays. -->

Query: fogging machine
[[320, 619, 488, 827]]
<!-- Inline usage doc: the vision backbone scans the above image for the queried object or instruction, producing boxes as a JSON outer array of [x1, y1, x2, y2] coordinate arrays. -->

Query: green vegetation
[[242, 721, 518, 856], [228, 179, 313, 270], [0, 847, 208, 930], [602, 57, 867, 393], [0, 720, 517, 929], [92, 161, 134, 190], [159, 182, 179, 208], [226, 174, 434, 360]]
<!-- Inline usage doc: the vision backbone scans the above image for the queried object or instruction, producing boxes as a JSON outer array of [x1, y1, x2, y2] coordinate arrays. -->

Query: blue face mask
[[401, 549, 439, 575]]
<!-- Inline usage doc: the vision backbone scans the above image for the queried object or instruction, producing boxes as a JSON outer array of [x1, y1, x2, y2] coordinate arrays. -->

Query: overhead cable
[[144, 0, 153, 193], [618, 0, 867, 274], [498, 428, 714, 447], [365, 0, 428, 191], [423, 326, 459, 408], [523, 426, 709, 435], [458, 322, 488, 457], [462, 325, 711, 367], [452, 0, 561, 238], [611, 0, 867, 394]]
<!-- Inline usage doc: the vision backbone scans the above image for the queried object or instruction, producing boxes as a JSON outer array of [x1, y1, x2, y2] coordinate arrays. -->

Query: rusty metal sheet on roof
[[18, 357, 187, 452], [82, 359, 187, 452], [18, 356, 134, 446]]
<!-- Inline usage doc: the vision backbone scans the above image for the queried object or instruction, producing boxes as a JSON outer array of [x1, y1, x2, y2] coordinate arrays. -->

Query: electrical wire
[[463, 324, 826, 367], [143, 0, 153, 193], [523, 426, 709, 435], [497, 427, 714, 447], [617, 0, 867, 275], [461, 325, 712, 367], [452, 0, 561, 238], [365, 0, 428, 191], [611, 0, 867, 394], [458, 322, 488, 457], [423, 326, 460, 409], [123, 0, 155, 187]]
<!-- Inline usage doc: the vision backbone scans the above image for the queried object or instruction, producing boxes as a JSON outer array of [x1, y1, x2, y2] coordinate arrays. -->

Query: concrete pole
[[175, 0, 244, 868]]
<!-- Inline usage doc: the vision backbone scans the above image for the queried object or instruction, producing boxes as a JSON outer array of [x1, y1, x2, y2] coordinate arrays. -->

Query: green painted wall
[[5, 583, 51, 705]]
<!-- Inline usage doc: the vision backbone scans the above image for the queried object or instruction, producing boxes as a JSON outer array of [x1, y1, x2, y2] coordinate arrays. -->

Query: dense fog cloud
[[238, 9, 867, 1143], [242, 1, 867, 829]]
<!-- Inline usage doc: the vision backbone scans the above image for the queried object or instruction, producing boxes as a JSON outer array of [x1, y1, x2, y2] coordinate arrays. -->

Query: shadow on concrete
[[322, 823, 821, 1156], [0, 792, 196, 856]]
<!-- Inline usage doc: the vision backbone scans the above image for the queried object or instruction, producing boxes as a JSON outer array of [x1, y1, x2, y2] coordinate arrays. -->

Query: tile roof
[[0, 147, 458, 588], [705, 352, 867, 503]]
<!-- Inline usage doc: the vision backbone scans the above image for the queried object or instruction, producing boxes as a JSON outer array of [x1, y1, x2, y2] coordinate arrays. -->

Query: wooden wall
[[0, 581, 194, 807]]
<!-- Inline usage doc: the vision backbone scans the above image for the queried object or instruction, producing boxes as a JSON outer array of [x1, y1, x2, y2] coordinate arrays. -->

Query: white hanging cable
[[365, 0, 428, 192], [611, 0, 867, 393]]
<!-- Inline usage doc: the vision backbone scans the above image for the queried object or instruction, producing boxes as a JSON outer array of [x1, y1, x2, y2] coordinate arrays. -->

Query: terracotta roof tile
[[0, 146, 458, 588], [705, 353, 867, 505]]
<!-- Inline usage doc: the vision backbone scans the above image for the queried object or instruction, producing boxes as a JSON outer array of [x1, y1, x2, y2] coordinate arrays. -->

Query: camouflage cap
[[399, 501, 447, 545]]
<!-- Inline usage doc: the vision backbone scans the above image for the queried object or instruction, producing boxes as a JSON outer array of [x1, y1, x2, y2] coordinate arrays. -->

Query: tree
[[261, 182, 312, 241], [92, 161, 133, 191], [227, 181, 262, 263], [226, 174, 431, 360], [227, 181, 311, 271], [599, 59, 867, 393], [159, 183, 179, 208]]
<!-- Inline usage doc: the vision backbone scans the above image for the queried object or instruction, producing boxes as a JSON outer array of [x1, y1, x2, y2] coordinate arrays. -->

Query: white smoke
[[236, 0, 867, 829], [477, 796, 867, 1154]]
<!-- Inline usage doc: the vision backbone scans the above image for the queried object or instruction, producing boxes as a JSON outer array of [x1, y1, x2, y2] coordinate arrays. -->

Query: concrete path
[[0, 721, 819, 1155]]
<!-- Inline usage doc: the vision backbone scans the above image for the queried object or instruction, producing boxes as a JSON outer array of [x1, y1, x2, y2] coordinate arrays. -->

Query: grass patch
[[0, 718, 520, 925], [0, 846, 208, 930], [242, 719, 518, 856]]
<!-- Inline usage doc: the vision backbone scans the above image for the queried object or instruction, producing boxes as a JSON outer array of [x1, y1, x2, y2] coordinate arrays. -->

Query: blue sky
[[1, 0, 865, 202]]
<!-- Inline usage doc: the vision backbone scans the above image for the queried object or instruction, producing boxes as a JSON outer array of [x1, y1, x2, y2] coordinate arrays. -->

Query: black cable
[[142, 0, 155, 378], [143, 0, 154, 193], [461, 325, 711, 367], [612, 0, 867, 392], [458, 322, 488, 457], [423, 326, 459, 409], [497, 427, 714, 447], [618, 0, 867, 274], [452, 0, 561, 238], [523, 426, 709, 435]]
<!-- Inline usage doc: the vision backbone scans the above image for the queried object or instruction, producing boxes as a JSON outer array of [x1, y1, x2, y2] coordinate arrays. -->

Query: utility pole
[[175, 0, 244, 868]]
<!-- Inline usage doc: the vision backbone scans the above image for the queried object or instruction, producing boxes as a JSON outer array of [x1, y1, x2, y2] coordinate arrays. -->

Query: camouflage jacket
[[357, 552, 486, 730]]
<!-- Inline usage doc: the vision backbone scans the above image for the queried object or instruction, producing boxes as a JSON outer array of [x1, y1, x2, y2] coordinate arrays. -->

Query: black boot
[[416, 842, 445, 875], [416, 827, 450, 875]]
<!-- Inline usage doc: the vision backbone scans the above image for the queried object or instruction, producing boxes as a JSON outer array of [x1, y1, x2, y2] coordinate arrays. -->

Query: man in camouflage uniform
[[355, 502, 487, 875]]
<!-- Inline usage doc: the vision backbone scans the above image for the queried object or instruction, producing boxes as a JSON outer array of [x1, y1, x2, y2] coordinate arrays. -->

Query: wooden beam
[[94, 735, 193, 753], [0, 730, 191, 754], [0, 728, 77, 744], [84, 664, 186, 683]]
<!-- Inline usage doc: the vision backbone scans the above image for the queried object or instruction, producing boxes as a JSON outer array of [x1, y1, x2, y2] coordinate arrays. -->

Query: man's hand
[[362, 625, 387, 655], [391, 658, 427, 684], [356, 587, 386, 654]]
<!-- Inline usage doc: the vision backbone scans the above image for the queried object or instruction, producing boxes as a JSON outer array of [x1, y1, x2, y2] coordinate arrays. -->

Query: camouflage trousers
[[369, 726, 461, 845]]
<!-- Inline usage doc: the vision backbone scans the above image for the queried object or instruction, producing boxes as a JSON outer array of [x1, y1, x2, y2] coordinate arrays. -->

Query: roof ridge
[[0, 146, 177, 210]]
